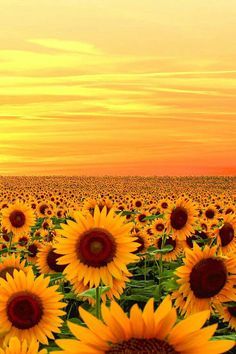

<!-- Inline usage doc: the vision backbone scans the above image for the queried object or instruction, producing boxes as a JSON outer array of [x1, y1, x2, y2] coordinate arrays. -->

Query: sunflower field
[[0, 176, 235, 354]]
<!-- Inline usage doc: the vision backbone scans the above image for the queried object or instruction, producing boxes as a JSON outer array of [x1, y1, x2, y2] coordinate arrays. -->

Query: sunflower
[[204, 205, 219, 221], [151, 219, 166, 235], [215, 214, 236, 255], [166, 198, 197, 240], [216, 303, 236, 331], [183, 230, 210, 249], [37, 243, 68, 274], [0, 269, 65, 345], [0, 337, 47, 354], [131, 231, 150, 257], [0, 254, 31, 281], [55, 295, 234, 354], [175, 243, 236, 315], [55, 206, 138, 288], [152, 235, 183, 262], [1, 201, 35, 236], [26, 241, 42, 264]]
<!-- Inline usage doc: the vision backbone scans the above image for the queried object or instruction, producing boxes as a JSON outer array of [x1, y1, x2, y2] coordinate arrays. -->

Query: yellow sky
[[0, 0, 235, 175]]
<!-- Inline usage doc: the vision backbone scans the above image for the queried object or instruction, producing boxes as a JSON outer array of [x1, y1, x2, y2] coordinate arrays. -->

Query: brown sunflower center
[[76, 228, 117, 267], [157, 237, 176, 251], [138, 214, 146, 223], [161, 202, 168, 209], [135, 201, 142, 208], [9, 210, 26, 228], [219, 223, 234, 247], [190, 258, 227, 298], [7, 292, 43, 329], [28, 244, 39, 257], [205, 209, 215, 219], [46, 248, 67, 273], [39, 204, 48, 215], [0, 266, 19, 280], [170, 207, 188, 230], [228, 306, 236, 317], [18, 236, 28, 246], [186, 231, 208, 248], [135, 235, 145, 253], [106, 338, 178, 354], [156, 223, 165, 232]]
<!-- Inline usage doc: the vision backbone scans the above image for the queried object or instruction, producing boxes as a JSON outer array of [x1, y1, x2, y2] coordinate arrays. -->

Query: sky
[[0, 0, 236, 176]]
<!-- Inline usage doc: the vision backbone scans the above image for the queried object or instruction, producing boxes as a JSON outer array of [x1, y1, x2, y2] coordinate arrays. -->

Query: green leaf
[[77, 286, 110, 300], [142, 214, 165, 221]]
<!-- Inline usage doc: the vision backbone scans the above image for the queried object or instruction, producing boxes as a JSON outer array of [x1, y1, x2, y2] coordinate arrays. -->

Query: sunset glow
[[1, 0, 235, 175]]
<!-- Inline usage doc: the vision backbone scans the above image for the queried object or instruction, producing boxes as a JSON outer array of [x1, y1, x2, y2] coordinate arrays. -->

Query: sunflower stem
[[95, 287, 101, 319]]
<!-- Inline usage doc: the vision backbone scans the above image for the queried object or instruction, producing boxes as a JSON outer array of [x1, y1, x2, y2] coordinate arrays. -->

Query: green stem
[[95, 287, 101, 319]]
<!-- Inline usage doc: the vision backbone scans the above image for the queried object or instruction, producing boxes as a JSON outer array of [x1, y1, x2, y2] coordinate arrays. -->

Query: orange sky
[[0, 0, 236, 176]]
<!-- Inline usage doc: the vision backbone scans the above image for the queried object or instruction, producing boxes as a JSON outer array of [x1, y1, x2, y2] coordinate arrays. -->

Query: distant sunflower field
[[0, 176, 235, 353]]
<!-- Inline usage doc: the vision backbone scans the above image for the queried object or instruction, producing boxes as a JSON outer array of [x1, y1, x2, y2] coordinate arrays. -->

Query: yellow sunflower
[[215, 214, 236, 255], [0, 254, 31, 281], [175, 243, 236, 315], [0, 337, 47, 354], [1, 201, 35, 236], [216, 303, 236, 331], [151, 219, 166, 235], [166, 198, 197, 240], [203, 205, 219, 221], [131, 231, 150, 257], [37, 243, 68, 274], [153, 235, 183, 262], [55, 296, 234, 354], [55, 206, 138, 288], [0, 269, 65, 345], [26, 241, 42, 264]]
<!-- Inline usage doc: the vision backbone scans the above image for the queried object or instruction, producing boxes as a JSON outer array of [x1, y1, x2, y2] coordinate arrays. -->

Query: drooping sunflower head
[[1, 201, 35, 236], [55, 206, 139, 288], [55, 295, 235, 354], [0, 269, 65, 345]]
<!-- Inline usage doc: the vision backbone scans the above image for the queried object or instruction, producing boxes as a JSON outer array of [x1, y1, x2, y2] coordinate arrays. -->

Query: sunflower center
[[228, 306, 236, 317], [46, 248, 67, 273], [156, 224, 164, 232], [106, 338, 178, 354], [219, 223, 234, 247], [9, 210, 26, 228], [186, 231, 208, 248], [0, 266, 18, 280], [135, 235, 145, 253], [190, 258, 227, 298], [170, 207, 188, 230], [135, 201, 142, 208], [7, 292, 43, 329], [205, 209, 215, 219], [28, 244, 38, 257], [39, 204, 48, 215], [157, 237, 176, 251], [138, 214, 146, 223], [76, 228, 117, 267], [18, 236, 28, 246], [161, 202, 168, 209]]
